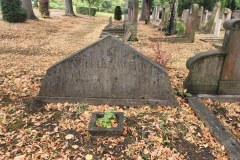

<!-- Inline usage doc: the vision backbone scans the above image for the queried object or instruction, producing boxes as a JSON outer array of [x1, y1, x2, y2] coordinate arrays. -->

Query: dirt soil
[[0, 13, 231, 159]]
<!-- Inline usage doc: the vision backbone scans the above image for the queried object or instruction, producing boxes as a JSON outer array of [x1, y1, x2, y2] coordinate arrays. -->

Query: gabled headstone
[[35, 36, 178, 106], [184, 19, 240, 95]]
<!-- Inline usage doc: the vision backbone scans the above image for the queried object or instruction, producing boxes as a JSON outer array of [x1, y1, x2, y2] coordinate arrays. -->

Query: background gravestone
[[185, 4, 199, 43], [161, 2, 170, 30], [181, 9, 189, 24], [206, 2, 221, 34], [35, 36, 178, 106], [184, 19, 240, 95]]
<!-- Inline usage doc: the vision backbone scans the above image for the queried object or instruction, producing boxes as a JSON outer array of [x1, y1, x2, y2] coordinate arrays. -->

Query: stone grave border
[[188, 95, 240, 160]]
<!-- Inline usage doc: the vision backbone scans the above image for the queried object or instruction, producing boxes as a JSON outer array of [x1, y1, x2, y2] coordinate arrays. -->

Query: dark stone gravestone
[[34, 36, 178, 106], [184, 19, 240, 95]]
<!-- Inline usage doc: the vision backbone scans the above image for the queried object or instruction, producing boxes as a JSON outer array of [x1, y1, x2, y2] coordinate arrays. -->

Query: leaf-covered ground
[[204, 100, 240, 141], [0, 13, 231, 159]]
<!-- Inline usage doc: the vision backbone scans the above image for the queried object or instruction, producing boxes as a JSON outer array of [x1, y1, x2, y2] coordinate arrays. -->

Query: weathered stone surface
[[214, 19, 222, 37], [184, 19, 240, 95], [100, 24, 125, 38], [181, 9, 189, 24], [185, 4, 200, 43], [232, 10, 240, 19], [184, 51, 227, 94], [221, 8, 232, 30], [36, 36, 178, 106], [206, 2, 221, 34], [219, 19, 240, 94], [161, 2, 170, 30]]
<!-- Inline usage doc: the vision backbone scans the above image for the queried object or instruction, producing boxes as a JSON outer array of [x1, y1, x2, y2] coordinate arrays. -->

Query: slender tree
[[22, 0, 37, 19], [65, 0, 75, 16], [145, 0, 152, 24], [168, 0, 176, 35], [39, 0, 49, 18], [139, 0, 147, 21]]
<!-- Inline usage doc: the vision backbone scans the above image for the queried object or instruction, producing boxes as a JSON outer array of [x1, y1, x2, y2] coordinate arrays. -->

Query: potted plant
[[88, 110, 124, 137]]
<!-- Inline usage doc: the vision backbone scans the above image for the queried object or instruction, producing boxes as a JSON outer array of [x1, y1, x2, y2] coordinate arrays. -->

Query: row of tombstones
[[151, 2, 239, 38], [34, 18, 240, 107]]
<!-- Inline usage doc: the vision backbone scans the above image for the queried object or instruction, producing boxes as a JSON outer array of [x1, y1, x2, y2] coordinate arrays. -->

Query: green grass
[[95, 12, 113, 18]]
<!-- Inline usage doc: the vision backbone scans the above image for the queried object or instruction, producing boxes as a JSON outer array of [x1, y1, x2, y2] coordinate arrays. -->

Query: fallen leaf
[[85, 154, 93, 160], [72, 145, 79, 149], [14, 155, 25, 160], [65, 134, 74, 140]]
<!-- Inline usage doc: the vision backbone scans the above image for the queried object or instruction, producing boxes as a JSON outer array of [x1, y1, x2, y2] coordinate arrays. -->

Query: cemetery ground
[[0, 14, 238, 160]]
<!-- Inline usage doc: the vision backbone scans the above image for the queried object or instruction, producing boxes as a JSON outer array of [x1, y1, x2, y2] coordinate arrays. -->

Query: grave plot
[[0, 9, 233, 160], [203, 100, 240, 141], [99, 18, 125, 38], [184, 19, 240, 160], [159, 4, 201, 43]]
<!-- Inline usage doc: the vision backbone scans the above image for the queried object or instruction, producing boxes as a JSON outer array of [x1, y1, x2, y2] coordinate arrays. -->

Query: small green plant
[[114, 6, 122, 20], [176, 20, 186, 34], [96, 110, 117, 128], [76, 103, 89, 111], [76, 6, 96, 16]]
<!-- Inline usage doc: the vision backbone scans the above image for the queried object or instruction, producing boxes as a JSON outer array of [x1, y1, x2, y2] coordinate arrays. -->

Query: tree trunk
[[132, 0, 138, 40], [139, 0, 147, 21], [34, 0, 39, 8], [65, 0, 75, 16], [145, 0, 152, 24], [22, 0, 37, 19], [168, 0, 176, 35], [39, 0, 50, 18]]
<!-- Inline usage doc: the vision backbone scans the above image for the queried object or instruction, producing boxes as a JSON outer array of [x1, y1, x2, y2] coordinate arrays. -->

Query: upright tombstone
[[185, 4, 199, 43], [206, 2, 221, 34], [184, 19, 240, 95], [197, 6, 204, 28], [151, 5, 161, 28], [203, 10, 209, 26], [35, 36, 178, 106], [128, 0, 134, 23], [161, 2, 170, 30], [214, 19, 222, 37], [152, 7, 157, 21], [181, 9, 189, 24], [221, 8, 232, 30], [109, 17, 112, 26]]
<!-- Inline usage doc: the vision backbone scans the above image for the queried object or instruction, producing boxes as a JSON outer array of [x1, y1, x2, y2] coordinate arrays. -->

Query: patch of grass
[[7, 120, 25, 132], [95, 12, 113, 18]]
